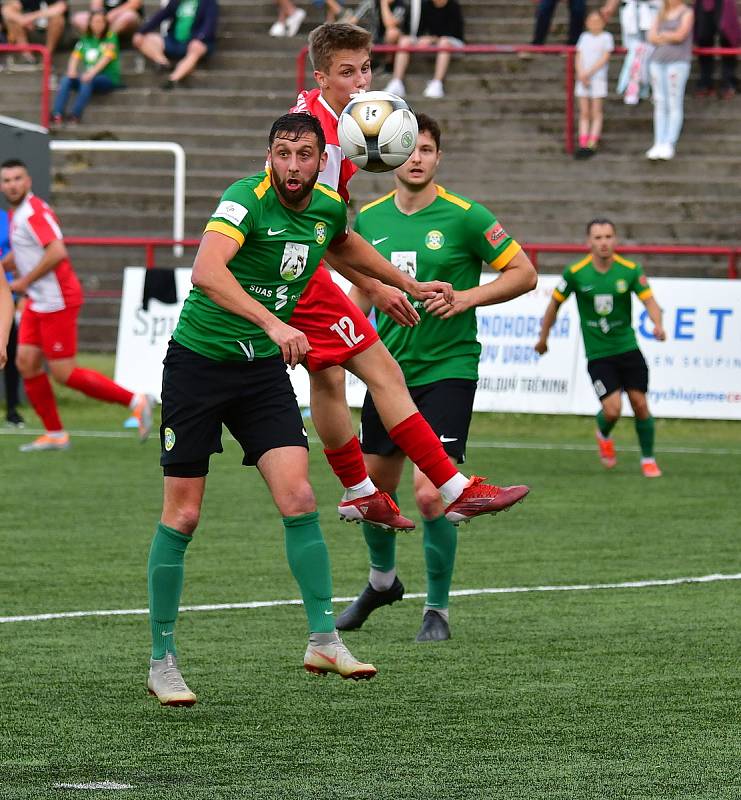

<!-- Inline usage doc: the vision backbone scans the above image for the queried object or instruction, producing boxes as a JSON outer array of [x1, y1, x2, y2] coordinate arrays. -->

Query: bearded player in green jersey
[[146, 113, 456, 705], [535, 218, 666, 478], [335, 114, 537, 642]]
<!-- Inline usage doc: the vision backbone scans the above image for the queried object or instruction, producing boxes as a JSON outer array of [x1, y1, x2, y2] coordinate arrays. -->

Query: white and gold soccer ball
[[337, 91, 418, 173]]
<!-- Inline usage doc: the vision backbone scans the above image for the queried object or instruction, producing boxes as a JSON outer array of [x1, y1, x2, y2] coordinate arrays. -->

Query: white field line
[[3, 572, 740, 625], [1, 427, 740, 455], [53, 782, 133, 791]]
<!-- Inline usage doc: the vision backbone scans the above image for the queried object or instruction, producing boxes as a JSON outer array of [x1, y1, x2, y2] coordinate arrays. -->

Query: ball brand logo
[[425, 230, 445, 250], [363, 106, 379, 121], [164, 427, 176, 451], [401, 132, 414, 149], [314, 221, 327, 245]]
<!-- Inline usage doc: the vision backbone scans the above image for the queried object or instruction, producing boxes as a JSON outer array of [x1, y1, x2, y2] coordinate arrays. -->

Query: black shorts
[[159, 340, 308, 477], [360, 378, 477, 464], [587, 348, 649, 399]]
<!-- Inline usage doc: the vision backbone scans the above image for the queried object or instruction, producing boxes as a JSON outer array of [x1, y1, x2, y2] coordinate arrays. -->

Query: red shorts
[[18, 304, 80, 360], [290, 265, 378, 372]]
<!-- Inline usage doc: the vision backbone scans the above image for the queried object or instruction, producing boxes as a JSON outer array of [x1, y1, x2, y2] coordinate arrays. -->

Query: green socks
[[283, 512, 335, 633], [362, 521, 397, 573], [423, 515, 457, 609], [148, 523, 191, 660], [596, 409, 617, 438], [634, 415, 655, 458]]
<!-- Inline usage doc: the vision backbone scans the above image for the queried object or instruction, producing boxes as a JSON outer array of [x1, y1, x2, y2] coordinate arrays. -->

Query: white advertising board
[[114, 268, 741, 420]]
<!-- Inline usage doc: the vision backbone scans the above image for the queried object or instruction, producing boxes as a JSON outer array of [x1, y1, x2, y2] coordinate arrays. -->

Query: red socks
[[23, 374, 63, 432], [65, 367, 134, 406], [389, 412, 457, 488], [324, 436, 368, 488]]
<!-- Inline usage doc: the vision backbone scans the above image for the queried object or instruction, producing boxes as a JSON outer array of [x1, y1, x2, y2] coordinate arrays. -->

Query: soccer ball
[[337, 91, 418, 173]]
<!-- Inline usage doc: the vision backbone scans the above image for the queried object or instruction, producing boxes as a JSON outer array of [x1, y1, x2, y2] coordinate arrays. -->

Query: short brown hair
[[308, 23, 372, 73], [416, 113, 441, 150]]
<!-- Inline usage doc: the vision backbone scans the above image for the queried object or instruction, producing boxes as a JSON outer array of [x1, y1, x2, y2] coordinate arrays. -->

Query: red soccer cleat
[[444, 476, 529, 525], [338, 490, 415, 532], [641, 459, 662, 478], [595, 430, 617, 468]]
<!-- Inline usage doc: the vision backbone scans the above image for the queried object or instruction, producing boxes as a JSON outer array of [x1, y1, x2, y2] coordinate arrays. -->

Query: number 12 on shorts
[[330, 316, 366, 348]]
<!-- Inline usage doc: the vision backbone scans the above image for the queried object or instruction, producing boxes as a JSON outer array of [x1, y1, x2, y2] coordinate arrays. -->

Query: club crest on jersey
[[594, 294, 613, 315], [484, 222, 507, 247], [280, 242, 309, 281], [390, 251, 417, 278], [314, 221, 327, 245], [164, 427, 176, 451], [615, 279, 628, 294], [425, 230, 444, 250]]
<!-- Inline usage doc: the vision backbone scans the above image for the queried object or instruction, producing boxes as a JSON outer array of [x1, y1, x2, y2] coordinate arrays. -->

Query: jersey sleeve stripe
[[254, 174, 271, 199], [314, 183, 342, 203], [435, 185, 471, 210], [204, 220, 245, 246], [638, 288, 653, 300], [359, 190, 396, 214], [569, 254, 593, 273], [553, 289, 566, 303], [614, 253, 637, 269], [490, 241, 521, 270]]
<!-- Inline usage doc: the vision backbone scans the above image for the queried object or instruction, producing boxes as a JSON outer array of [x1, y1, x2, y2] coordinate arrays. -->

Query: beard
[[273, 166, 320, 207]]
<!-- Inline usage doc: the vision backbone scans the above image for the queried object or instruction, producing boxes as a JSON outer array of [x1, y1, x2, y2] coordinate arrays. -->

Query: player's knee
[[415, 485, 444, 519], [310, 365, 345, 397], [171, 505, 201, 535], [275, 482, 316, 517]]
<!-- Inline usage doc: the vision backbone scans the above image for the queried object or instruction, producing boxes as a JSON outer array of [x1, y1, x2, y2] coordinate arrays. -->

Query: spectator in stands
[[694, 0, 739, 99], [530, 0, 586, 46], [133, 0, 218, 90], [1, 0, 69, 61], [0, 206, 24, 426], [73, 0, 144, 39], [269, 0, 306, 36], [51, 10, 121, 125], [646, 0, 694, 159], [574, 9, 614, 157], [385, 0, 464, 99]]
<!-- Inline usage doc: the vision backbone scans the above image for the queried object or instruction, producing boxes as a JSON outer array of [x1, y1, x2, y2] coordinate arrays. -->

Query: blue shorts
[[164, 34, 214, 61]]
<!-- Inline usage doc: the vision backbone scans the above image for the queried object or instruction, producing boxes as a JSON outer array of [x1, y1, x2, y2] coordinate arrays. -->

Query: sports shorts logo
[[594, 294, 613, 316], [214, 200, 248, 227], [593, 379, 607, 398], [280, 242, 309, 281], [440, 435, 458, 443], [391, 251, 417, 278], [425, 230, 444, 250], [164, 427, 176, 451], [314, 221, 327, 245]]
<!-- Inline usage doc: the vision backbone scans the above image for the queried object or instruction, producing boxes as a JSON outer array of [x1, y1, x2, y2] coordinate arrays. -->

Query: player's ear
[[266, 148, 273, 168], [314, 70, 328, 91], [318, 148, 328, 172]]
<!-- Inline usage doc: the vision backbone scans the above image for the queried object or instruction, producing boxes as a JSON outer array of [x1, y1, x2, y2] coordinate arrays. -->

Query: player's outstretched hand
[[266, 319, 311, 369], [653, 324, 666, 341], [424, 290, 471, 319], [369, 283, 419, 327], [409, 280, 454, 304], [534, 339, 548, 355]]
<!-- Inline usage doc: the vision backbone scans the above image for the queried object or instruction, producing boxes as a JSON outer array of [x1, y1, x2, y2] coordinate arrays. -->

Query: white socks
[[438, 473, 469, 505], [343, 476, 377, 502], [369, 567, 396, 592]]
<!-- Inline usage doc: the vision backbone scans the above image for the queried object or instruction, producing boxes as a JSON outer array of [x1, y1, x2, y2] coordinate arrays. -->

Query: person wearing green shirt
[[535, 218, 666, 478], [51, 10, 121, 125], [336, 113, 537, 643]]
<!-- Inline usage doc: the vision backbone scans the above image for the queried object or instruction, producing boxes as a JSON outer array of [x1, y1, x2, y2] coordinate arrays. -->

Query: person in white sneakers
[[385, 0, 463, 99], [269, 0, 306, 36]]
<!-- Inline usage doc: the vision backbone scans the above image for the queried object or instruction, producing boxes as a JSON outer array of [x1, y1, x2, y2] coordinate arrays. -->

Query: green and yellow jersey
[[72, 32, 120, 84], [355, 184, 521, 386], [174, 171, 348, 361], [553, 253, 653, 361]]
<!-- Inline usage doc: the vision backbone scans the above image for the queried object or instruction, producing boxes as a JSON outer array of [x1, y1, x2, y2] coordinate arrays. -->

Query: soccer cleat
[[147, 653, 197, 706], [303, 636, 377, 680], [131, 393, 154, 442], [641, 459, 662, 478], [338, 490, 415, 532], [415, 610, 451, 642], [5, 409, 25, 428], [335, 577, 404, 631], [596, 431, 617, 468], [19, 432, 70, 452], [444, 476, 529, 525]]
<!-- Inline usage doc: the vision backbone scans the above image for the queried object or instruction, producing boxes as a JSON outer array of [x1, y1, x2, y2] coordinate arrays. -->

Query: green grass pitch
[[1, 355, 739, 799]]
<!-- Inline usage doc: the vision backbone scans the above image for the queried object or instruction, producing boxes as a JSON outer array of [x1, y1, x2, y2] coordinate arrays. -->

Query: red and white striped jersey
[[291, 88, 358, 203], [9, 193, 82, 312]]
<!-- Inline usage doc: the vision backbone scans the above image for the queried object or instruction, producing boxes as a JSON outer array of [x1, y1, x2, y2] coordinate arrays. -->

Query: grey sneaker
[[415, 610, 451, 642], [335, 577, 404, 631], [147, 653, 196, 706]]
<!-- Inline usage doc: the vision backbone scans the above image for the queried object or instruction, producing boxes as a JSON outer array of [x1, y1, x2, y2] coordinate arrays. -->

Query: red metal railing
[[0, 44, 52, 127], [296, 44, 741, 156], [62, 238, 739, 295]]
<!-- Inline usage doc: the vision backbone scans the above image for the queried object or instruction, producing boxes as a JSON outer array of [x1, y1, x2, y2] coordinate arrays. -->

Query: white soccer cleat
[[304, 636, 377, 680], [147, 653, 197, 706]]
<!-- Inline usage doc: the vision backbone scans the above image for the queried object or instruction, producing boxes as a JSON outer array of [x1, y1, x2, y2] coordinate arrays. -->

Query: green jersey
[[173, 0, 198, 41], [73, 33, 120, 84], [355, 184, 521, 386], [553, 253, 653, 361], [173, 171, 348, 361]]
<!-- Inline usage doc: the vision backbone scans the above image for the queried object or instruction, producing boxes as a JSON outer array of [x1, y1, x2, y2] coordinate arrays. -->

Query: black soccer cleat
[[415, 610, 451, 642], [335, 577, 404, 631]]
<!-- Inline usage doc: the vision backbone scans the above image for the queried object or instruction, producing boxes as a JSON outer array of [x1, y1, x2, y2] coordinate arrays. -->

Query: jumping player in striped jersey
[[535, 218, 666, 478], [287, 23, 531, 529], [0, 158, 154, 451]]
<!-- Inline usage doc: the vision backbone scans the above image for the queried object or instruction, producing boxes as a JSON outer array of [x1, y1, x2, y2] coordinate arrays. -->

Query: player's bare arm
[[192, 231, 310, 367], [327, 229, 454, 303], [534, 297, 562, 355], [9, 238, 68, 295], [642, 295, 666, 341], [0, 271, 13, 369], [426, 249, 537, 320], [0, 250, 15, 273]]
